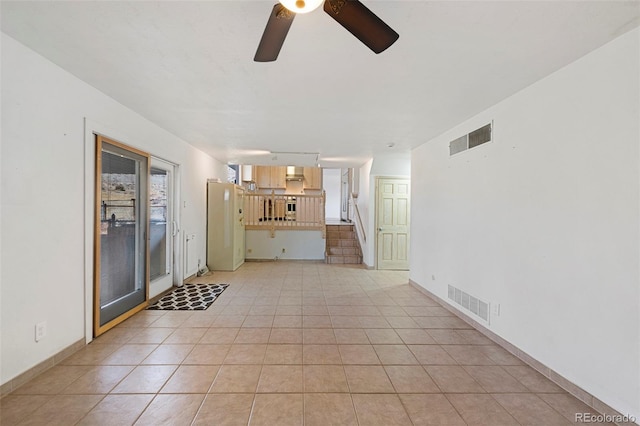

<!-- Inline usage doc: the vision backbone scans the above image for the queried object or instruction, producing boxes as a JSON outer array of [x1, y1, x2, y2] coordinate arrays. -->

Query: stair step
[[326, 224, 354, 232], [327, 247, 360, 256], [325, 223, 361, 264], [325, 254, 362, 264], [326, 231, 356, 240], [327, 240, 358, 248]]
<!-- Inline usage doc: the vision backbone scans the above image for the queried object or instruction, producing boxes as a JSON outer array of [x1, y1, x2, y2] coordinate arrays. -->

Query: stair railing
[[350, 192, 366, 243]]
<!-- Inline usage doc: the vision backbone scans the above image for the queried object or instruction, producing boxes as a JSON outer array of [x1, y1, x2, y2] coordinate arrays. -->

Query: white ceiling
[[2, 1, 639, 167]]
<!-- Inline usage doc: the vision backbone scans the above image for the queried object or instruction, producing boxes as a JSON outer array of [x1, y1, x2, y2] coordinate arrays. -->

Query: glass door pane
[[150, 165, 172, 284], [95, 137, 148, 334]]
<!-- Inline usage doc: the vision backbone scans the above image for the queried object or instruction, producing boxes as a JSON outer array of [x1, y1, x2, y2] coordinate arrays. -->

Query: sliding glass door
[[94, 135, 149, 336]]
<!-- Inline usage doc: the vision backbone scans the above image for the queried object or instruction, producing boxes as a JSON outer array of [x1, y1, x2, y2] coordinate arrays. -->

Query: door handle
[[378, 228, 383, 232], [172, 221, 179, 237]]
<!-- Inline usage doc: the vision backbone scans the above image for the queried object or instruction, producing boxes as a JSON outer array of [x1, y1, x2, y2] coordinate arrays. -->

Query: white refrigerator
[[206, 181, 245, 271]]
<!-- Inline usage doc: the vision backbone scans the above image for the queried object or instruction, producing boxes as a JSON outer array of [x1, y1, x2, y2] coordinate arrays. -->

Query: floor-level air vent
[[449, 122, 492, 156], [447, 284, 490, 323]]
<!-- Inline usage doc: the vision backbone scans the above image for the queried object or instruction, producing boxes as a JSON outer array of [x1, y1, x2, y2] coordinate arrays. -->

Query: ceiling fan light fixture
[[279, 0, 323, 14]]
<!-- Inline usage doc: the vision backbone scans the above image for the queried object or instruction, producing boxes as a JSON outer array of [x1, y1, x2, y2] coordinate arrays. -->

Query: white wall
[[0, 34, 227, 385], [356, 153, 411, 267], [410, 28, 639, 419], [323, 168, 341, 221], [178, 147, 227, 278], [355, 159, 373, 266], [245, 230, 325, 260], [369, 152, 411, 177]]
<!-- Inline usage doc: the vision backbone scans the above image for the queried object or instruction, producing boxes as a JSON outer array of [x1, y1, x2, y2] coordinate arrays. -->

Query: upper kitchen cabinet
[[255, 166, 286, 189], [255, 166, 269, 188], [303, 167, 322, 190]]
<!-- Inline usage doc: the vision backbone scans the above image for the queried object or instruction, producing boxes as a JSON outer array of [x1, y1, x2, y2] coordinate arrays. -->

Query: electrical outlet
[[35, 321, 47, 342]]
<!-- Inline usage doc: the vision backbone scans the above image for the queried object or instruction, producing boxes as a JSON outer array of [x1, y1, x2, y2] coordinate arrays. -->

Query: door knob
[[378, 228, 382, 232]]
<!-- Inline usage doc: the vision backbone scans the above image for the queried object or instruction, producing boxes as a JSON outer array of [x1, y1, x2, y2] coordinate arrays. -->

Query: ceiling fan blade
[[254, 4, 296, 62], [324, 0, 399, 54]]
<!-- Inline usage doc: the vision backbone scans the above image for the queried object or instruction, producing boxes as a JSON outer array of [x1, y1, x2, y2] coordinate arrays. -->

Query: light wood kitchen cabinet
[[255, 166, 286, 189], [273, 166, 286, 188], [303, 167, 322, 190], [254, 196, 286, 220], [255, 166, 270, 188]]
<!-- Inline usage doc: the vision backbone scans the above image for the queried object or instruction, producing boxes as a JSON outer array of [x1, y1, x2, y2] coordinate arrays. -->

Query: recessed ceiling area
[[2, 1, 638, 167]]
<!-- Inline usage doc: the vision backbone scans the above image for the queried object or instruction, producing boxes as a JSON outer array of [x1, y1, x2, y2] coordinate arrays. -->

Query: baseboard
[[245, 259, 324, 263], [0, 337, 86, 398], [409, 279, 637, 426]]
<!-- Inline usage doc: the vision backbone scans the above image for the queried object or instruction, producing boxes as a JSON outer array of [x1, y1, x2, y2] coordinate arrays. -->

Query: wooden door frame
[[93, 135, 150, 337]]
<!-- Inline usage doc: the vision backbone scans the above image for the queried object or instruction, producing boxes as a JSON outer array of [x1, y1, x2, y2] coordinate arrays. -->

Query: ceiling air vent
[[449, 122, 492, 156]]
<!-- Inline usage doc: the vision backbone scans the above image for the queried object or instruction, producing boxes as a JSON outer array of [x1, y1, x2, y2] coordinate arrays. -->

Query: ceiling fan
[[254, 0, 399, 62]]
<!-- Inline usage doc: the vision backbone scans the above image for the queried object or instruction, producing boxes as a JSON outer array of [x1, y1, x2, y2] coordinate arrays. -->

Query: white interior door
[[376, 177, 410, 270], [149, 157, 177, 294]]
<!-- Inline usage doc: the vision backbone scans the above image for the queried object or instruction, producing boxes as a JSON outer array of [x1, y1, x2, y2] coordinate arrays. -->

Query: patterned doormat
[[147, 283, 229, 310]]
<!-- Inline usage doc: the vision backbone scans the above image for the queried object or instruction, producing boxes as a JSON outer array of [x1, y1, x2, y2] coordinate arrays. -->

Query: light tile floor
[[1, 261, 613, 425]]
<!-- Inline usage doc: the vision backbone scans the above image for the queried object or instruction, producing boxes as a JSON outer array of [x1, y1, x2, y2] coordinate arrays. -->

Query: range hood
[[286, 166, 304, 181]]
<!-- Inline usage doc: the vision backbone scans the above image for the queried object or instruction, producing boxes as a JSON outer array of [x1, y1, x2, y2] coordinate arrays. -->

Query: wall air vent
[[447, 284, 490, 323], [449, 135, 468, 156], [449, 122, 492, 156]]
